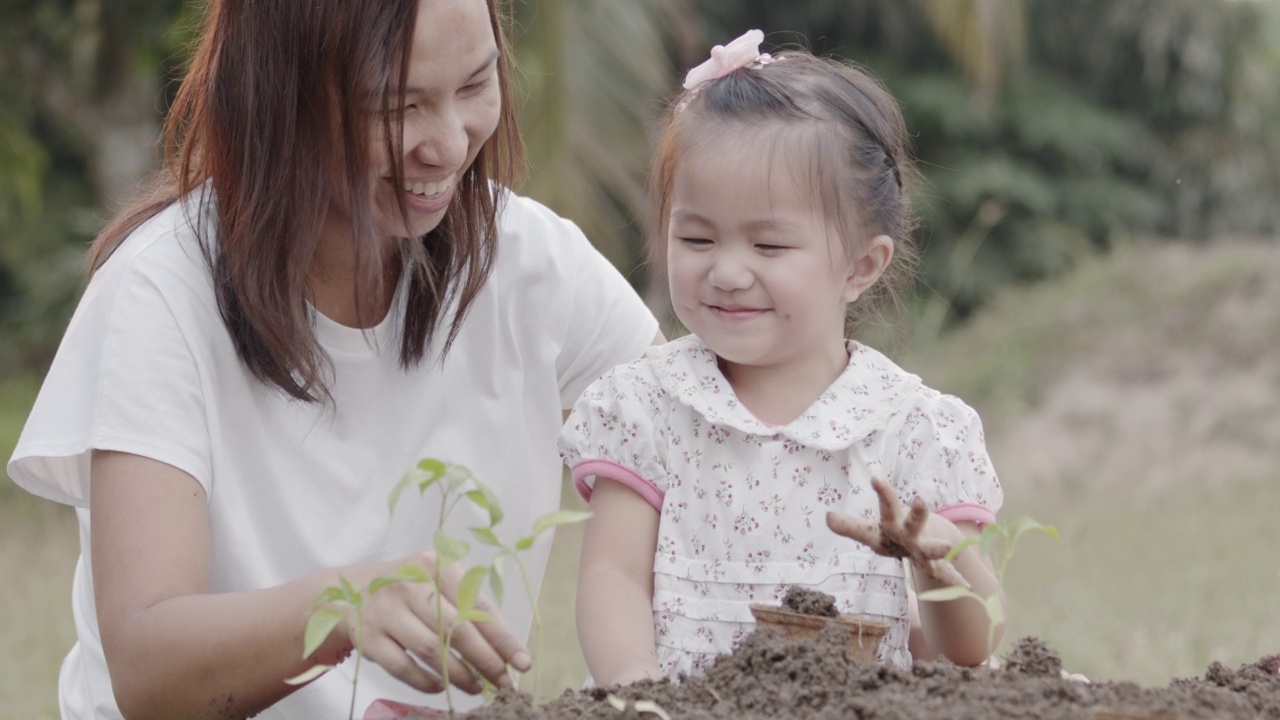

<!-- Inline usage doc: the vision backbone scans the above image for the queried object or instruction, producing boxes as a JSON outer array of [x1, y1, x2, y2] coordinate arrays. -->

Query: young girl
[[560, 30, 1004, 685]]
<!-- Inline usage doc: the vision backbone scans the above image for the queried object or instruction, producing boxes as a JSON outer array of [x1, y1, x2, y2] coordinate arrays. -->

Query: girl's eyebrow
[[671, 209, 800, 233], [386, 49, 500, 96]]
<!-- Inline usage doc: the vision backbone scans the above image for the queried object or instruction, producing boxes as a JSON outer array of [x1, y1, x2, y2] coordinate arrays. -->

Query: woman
[[7, 0, 659, 718]]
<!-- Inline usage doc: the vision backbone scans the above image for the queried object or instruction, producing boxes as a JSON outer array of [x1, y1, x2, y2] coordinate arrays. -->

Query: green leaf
[[943, 536, 980, 562], [457, 609, 496, 624], [337, 576, 361, 604], [531, 510, 593, 538], [370, 565, 431, 594], [917, 586, 978, 603], [434, 530, 470, 567], [489, 562, 505, 604], [514, 536, 534, 551], [301, 608, 345, 658], [310, 586, 346, 610], [463, 477, 504, 526], [983, 595, 1006, 626], [285, 664, 333, 686], [456, 566, 488, 616], [470, 526, 502, 548], [387, 471, 416, 515]]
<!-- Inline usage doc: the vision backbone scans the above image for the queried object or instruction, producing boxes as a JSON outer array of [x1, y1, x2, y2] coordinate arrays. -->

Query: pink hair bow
[[683, 29, 768, 90]]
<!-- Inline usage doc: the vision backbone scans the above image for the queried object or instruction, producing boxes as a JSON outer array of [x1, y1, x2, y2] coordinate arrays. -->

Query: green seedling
[[917, 517, 1059, 658], [288, 458, 590, 717]]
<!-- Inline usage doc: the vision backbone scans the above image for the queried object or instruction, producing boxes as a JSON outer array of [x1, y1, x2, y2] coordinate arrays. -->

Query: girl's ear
[[842, 234, 894, 303]]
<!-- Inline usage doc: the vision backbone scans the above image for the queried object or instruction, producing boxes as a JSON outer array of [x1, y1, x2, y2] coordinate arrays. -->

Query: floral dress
[[559, 334, 1002, 678]]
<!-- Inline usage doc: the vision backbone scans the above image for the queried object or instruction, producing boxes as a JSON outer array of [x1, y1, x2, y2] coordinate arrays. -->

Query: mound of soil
[[463, 630, 1280, 720]]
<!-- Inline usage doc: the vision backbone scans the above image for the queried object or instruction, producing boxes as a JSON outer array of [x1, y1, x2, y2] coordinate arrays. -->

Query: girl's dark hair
[[648, 49, 918, 333], [88, 0, 525, 402]]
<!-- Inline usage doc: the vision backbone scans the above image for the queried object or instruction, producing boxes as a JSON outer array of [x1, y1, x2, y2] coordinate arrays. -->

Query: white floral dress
[[559, 334, 1002, 679]]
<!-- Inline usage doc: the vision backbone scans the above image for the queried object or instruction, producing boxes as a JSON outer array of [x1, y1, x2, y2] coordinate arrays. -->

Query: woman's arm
[[576, 477, 664, 686], [91, 450, 527, 720]]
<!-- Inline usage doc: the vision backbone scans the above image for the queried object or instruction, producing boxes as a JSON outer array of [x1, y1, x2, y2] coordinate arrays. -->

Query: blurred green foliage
[[1, 0, 1278, 376]]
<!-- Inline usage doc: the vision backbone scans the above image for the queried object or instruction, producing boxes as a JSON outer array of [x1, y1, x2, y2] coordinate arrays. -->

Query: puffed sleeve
[[557, 363, 668, 511], [887, 389, 1002, 526]]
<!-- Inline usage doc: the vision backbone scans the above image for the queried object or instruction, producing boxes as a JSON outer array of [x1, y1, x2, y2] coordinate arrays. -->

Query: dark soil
[[780, 586, 839, 618], [461, 631, 1280, 720]]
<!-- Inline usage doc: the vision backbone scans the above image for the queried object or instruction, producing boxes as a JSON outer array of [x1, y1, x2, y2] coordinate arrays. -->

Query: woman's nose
[[408, 107, 466, 170]]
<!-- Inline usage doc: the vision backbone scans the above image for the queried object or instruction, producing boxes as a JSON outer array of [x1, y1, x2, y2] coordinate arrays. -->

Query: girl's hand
[[337, 552, 531, 695], [825, 477, 970, 589]]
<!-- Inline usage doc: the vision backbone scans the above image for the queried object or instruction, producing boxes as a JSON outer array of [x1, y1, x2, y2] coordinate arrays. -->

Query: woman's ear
[[842, 234, 895, 303]]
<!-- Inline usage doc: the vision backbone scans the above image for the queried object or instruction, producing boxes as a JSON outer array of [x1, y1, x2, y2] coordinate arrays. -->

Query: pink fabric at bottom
[[362, 699, 445, 719]]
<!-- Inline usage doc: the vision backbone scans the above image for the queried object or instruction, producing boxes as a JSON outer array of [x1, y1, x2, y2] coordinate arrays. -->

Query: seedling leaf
[[943, 536, 980, 562], [285, 664, 333, 685], [302, 607, 345, 658], [531, 510, 593, 537], [370, 564, 431, 594], [456, 567, 487, 616], [983, 595, 1006, 626], [434, 530, 470, 567], [470, 526, 502, 548], [489, 563, 505, 603]]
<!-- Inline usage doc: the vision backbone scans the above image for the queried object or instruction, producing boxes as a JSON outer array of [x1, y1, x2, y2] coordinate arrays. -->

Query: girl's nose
[[408, 107, 466, 170], [707, 252, 755, 291]]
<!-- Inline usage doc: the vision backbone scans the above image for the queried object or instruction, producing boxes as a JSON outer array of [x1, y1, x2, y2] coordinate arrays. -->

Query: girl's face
[[369, 0, 501, 240], [666, 130, 875, 379]]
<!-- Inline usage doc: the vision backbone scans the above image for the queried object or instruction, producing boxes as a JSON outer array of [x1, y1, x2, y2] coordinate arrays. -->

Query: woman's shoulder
[[95, 193, 215, 288]]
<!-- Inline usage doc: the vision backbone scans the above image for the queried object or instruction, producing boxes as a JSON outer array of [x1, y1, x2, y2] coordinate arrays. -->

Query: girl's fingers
[[870, 477, 901, 526], [915, 536, 954, 561], [927, 559, 971, 589], [903, 496, 929, 537], [826, 511, 883, 549]]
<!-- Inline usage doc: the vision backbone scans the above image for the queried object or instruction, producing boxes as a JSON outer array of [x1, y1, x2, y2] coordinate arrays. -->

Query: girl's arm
[[909, 516, 1004, 667], [576, 476, 664, 686], [91, 450, 528, 720], [826, 478, 1003, 667]]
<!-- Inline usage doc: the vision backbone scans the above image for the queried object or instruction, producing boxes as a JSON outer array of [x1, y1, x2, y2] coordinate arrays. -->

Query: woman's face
[[370, 0, 501, 240]]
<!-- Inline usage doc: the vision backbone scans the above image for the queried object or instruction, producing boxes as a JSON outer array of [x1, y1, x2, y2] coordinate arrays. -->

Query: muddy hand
[[825, 477, 970, 589]]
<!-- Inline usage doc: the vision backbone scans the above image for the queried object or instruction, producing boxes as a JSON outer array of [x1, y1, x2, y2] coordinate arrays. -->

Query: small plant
[[917, 517, 1059, 658], [287, 458, 590, 717]]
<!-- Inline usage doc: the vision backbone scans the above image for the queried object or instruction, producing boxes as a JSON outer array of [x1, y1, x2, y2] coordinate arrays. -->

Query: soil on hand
[[467, 632, 1280, 719], [779, 586, 839, 618]]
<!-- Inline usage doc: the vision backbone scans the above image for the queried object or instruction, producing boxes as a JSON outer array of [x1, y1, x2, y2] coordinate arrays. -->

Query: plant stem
[[512, 555, 542, 703]]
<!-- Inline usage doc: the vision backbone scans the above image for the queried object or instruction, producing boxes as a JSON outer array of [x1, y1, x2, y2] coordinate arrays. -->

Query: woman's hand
[[341, 553, 531, 695], [825, 477, 969, 588]]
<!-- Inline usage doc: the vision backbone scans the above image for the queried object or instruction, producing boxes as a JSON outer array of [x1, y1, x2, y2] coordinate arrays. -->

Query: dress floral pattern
[[559, 334, 1002, 679]]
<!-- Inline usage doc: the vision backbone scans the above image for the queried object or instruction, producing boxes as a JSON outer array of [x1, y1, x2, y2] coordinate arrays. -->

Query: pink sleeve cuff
[[571, 459, 664, 511], [935, 503, 997, 528]]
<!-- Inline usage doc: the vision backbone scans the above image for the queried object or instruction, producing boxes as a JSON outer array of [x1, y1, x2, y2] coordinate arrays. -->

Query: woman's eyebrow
[[388, 49, 501, 96]]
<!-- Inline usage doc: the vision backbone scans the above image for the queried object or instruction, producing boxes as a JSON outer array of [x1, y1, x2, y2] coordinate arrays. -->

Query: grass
[[1, 373, 77, 720], [5, 239, 1280, 714]]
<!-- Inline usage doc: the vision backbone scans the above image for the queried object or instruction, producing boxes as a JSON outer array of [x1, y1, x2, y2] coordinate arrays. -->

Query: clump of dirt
[[463, 632, 1280, 720], [779, 586, 839, 618]]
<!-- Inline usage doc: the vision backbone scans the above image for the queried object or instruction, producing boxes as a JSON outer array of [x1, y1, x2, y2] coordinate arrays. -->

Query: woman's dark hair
[[648, 49, 918, 333], [89, 0, 525, 401]]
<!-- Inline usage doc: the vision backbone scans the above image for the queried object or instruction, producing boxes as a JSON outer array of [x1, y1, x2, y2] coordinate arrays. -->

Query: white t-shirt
[[8, 188, 658, 720]]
